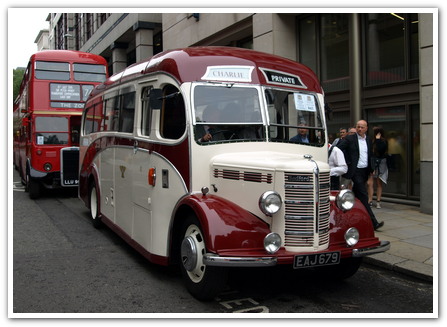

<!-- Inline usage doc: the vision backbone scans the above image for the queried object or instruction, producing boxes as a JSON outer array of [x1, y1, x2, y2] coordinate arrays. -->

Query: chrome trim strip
[[203, 254, 277, 267], [304, 154, 320, 239], [352, 241, 391, 257]]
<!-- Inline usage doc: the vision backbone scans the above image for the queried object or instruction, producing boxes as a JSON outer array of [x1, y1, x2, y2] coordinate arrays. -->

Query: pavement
[[363, 201, 434, 282]]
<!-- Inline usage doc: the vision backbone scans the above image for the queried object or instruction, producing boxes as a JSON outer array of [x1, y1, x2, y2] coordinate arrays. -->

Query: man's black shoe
[[374, 221, 384, 230]]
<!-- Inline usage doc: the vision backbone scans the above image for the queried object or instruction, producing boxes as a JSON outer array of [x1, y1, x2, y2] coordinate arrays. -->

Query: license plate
[[293, 251, 341, 269]]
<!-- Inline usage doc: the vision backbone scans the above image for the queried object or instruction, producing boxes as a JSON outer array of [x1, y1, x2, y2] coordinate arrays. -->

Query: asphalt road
[[11, 169, 434, 316]]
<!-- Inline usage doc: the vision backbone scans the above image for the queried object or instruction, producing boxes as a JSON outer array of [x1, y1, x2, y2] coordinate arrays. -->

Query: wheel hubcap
[[181, 224, 206, 283], [181, 236, 197, 271]]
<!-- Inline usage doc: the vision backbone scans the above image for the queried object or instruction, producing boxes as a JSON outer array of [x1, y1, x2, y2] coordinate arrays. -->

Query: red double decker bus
[[13, 50, 108, 199]]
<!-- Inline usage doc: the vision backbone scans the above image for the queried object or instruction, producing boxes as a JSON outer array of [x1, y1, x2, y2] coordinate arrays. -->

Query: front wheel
[[179, 216, 227, 301]]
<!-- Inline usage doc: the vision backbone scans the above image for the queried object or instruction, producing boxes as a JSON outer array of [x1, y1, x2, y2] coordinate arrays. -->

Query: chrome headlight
[[259, 191, 282, 216], [345, 227, 359, 247], [336, 189, 355, 211], [264, 232, 282, 254]]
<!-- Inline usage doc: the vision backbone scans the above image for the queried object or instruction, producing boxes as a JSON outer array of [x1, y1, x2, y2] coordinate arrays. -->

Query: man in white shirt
[[336, 120, 384, 230], [328, 144, 347, 190]]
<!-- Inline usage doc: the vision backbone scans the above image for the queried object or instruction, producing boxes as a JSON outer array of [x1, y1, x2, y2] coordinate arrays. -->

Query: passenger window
[[103, 98, 115, 131], [141, 87, 153, 136], [160, 85, 186, 139], [119, 92, 135, 133], [83, 105, 95, 135], [110, 96, 121, 131]]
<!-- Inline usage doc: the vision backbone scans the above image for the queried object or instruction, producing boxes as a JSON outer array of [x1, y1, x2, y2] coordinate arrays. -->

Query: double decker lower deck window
[[35, 116, 69, 145]]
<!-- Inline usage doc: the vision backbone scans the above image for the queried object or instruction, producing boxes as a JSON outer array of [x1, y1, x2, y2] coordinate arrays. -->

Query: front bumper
[[203, 240, 391, 267], [352, 240, 391, 257]]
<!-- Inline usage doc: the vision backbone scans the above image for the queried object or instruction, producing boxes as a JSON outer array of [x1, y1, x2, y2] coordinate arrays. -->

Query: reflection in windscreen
[[194, 85, 264, 143]]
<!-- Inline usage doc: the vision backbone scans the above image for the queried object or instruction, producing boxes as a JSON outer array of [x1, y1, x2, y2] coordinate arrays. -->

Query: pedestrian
[[336, 119, 384, 230], [328, 143, 348, 190], [339, 127, 348, 139], [368, 126, 389, 209], [331, 127, 348, 148]]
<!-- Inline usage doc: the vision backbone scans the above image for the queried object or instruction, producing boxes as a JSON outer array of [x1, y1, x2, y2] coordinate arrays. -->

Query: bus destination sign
[[202, 66, 254, 82]]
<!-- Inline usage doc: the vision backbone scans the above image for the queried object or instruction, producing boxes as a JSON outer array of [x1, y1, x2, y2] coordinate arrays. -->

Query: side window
[[119, 92, 135, 133], [83, 100, 104, 135], [110, 96, 121, 131], [103, 97, 115, 131], [83, 105, 95, 135], [141, 87, 152, 136], [160, 85, 186, 139]]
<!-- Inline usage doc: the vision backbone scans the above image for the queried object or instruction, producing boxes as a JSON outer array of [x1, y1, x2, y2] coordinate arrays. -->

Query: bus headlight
[[44, 163, 52, 171], [264, 232, 281, 254], [336, 189, 355, 211], [259, 191, 282, 216], [345, 227, 359, 247]]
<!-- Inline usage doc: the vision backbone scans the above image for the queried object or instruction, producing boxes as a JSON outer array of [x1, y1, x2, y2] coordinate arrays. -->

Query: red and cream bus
[[79, 47, 390, 300], [13, 50, 108, 198]]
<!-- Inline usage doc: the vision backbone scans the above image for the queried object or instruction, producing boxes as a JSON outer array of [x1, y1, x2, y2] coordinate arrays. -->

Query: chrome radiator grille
[[284, 172, 330, 247]]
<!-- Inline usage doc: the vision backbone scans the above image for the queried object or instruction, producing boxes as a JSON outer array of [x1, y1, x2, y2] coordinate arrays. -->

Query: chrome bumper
[[204, 241, 390, 267], [352, 241, 391, 257], [203, 254, 277, 267]]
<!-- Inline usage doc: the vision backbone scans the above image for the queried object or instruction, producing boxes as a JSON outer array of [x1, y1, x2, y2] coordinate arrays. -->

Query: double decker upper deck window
[[74, 63, 107, 83], [35, 61, 70, 81]]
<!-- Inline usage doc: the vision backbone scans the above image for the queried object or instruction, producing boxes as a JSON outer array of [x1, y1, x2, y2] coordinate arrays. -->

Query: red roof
[[96, 46, 322, 95], [30, 50, 107, 66]]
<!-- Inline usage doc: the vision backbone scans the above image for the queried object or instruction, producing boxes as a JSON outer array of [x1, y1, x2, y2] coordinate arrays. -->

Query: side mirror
[[149, 89, 163, 110]]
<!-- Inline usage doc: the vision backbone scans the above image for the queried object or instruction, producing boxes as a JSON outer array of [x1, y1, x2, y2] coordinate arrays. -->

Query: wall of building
[[163, 13, 253, 49], [419, 13, 434, 214]]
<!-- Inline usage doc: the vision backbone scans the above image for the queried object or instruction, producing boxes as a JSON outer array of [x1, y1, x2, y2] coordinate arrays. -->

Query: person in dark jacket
[[337, 120, 384, 230], [367, 126, 389, 209]]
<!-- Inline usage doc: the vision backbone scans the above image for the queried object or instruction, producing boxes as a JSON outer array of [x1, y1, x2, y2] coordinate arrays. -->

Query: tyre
[[179, 215, 227, 301], [89, 183, 102, 229], [26, 171, 40, 199]]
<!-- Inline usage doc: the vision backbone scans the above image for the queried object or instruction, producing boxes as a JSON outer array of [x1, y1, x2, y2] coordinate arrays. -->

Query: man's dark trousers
[[352, 167, 380, 226]]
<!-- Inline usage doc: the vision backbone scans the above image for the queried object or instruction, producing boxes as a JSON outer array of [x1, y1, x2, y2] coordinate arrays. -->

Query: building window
[[298, 13, 419, 91], [364, 13, 419, 86], [298, 14, 350, 93], [409, 13, 420, 79], [366, 103, 420, 199], [85, 13, 93, 41], [320, 14, 349, 92], [298, 16, 317, 74], [74, 14, 81, 50], [56, 14, 67, 50], [154, 31, 163, 55]]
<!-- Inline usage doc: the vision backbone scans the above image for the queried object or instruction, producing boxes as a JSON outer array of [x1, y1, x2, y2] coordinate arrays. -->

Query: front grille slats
[[284, 171, 330, 248], [214, 168, 272, 184]]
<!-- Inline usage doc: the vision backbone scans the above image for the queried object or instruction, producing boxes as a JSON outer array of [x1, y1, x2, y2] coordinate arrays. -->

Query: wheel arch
[[169, 193, 271, 263]]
